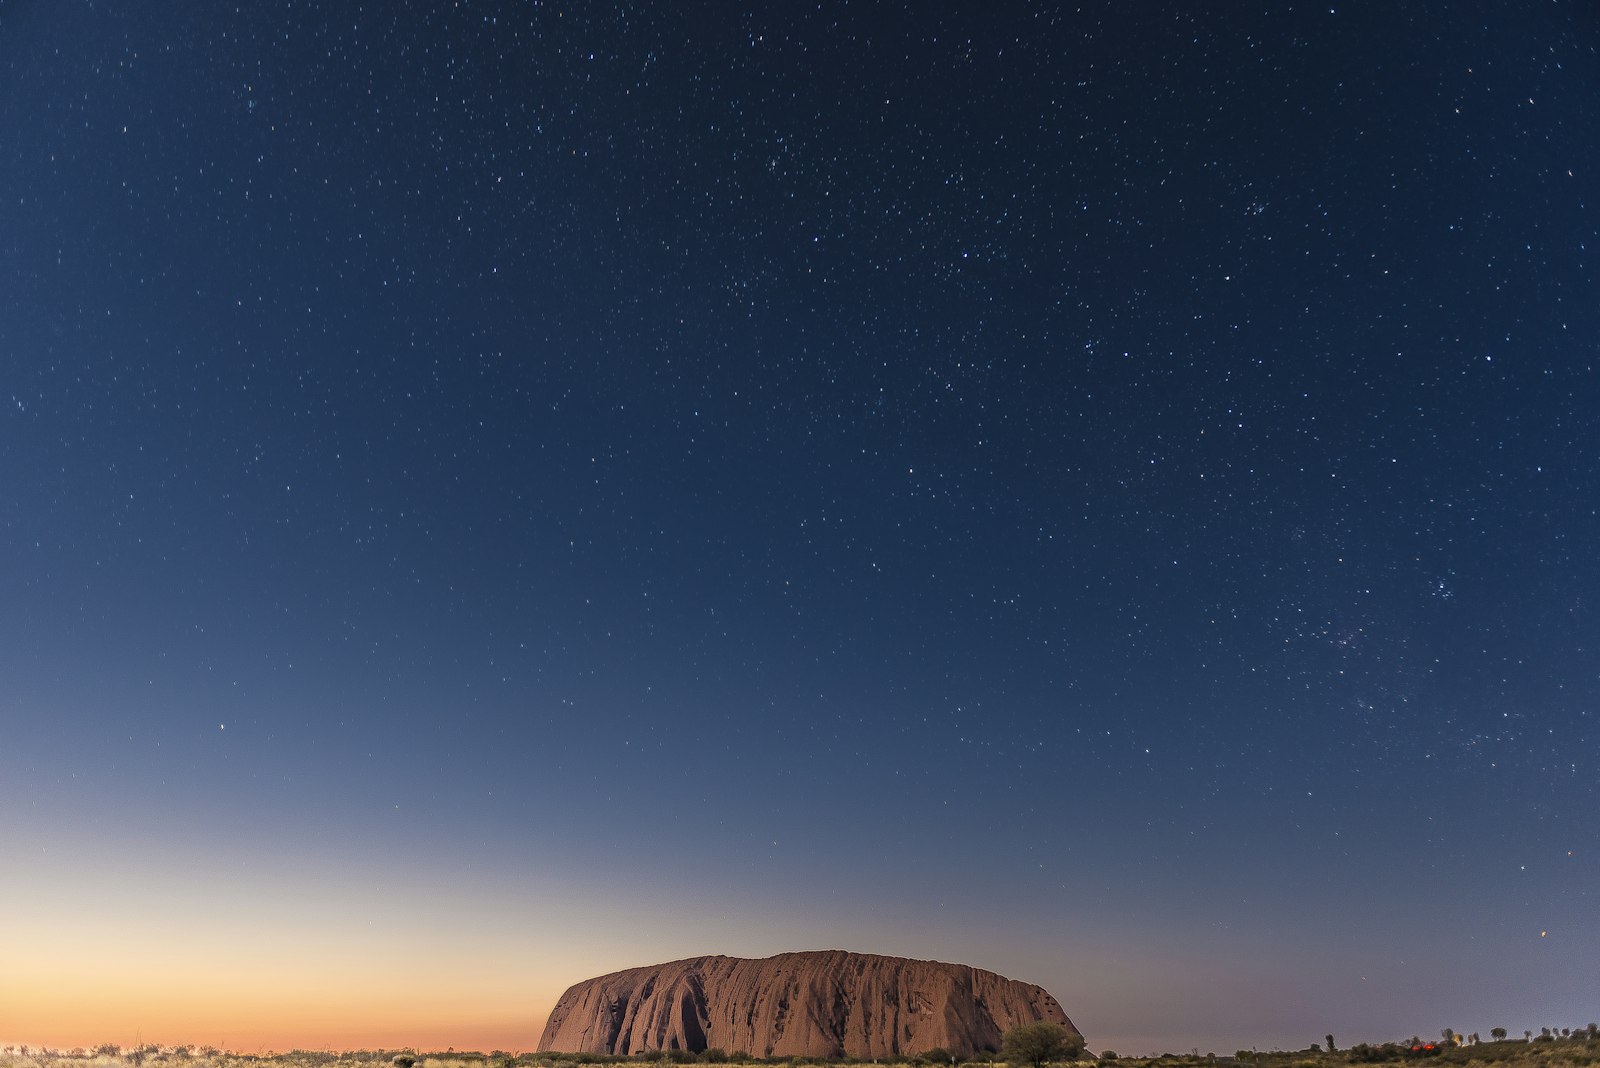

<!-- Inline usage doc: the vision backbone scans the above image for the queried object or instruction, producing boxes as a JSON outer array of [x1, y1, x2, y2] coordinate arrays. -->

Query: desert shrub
[[1002, 1024, 1084, 1068], [394, 1057, 417, 1068]]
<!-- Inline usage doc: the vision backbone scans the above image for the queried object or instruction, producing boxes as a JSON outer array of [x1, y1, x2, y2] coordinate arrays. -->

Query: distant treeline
[[5, 1027, 1600, 1068]]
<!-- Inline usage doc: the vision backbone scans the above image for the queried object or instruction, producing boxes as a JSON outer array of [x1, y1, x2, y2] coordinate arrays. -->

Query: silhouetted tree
[[1326, 1036, 1336, 1053], [1490, 1029, 1507, 1042]]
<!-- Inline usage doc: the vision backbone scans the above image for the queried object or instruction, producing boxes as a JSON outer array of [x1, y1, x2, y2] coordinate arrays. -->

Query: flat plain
[[5, 1033, 1600, 1068]]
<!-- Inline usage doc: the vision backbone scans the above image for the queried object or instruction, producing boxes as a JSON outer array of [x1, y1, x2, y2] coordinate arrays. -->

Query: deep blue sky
[[3, 0, 1597, 1055]]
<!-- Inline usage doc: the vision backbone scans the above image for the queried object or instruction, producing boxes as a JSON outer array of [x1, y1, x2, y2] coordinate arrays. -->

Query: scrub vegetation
[[4, 1029, 1599, 1068]]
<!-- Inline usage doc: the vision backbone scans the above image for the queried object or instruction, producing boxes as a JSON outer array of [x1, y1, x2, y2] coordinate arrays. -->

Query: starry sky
[[2, 0, 1598, 1057]]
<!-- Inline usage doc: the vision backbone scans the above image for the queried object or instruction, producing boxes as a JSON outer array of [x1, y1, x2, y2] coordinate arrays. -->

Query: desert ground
[[5, 1031, 1599, 1068]]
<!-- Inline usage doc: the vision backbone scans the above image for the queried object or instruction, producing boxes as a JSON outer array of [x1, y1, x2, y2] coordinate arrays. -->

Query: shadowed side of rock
[[536, 950, 1082, 1059]]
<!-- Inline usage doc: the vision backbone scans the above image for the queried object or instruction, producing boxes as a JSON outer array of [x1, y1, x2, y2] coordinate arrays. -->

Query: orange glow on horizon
[[3, 912, 566, 1052], [0, 829, 641, 1055], [2, 982, 556, 1053]]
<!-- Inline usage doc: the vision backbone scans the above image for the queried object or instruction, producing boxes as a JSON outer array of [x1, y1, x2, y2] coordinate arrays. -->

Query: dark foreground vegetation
[[5, 1024, 1599, 1068]]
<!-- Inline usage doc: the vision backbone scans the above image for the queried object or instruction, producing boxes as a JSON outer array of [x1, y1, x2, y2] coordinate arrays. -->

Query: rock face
[[536, 950, 1081, 1059]]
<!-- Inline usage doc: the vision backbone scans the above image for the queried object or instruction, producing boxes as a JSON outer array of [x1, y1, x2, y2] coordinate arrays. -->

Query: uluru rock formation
[[536, 950, 1081, 1059]]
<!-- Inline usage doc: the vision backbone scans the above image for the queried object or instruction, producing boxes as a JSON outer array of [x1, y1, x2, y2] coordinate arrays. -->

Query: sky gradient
[[3, 0, 1598, 1057]]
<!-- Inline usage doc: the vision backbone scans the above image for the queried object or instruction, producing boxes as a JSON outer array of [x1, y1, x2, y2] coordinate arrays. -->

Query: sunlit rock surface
[[536, 950, 1081, 1059]]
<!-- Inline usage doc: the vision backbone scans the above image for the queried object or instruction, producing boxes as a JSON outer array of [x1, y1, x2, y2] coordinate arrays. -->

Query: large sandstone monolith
[[536, 950, 1081, 1059]]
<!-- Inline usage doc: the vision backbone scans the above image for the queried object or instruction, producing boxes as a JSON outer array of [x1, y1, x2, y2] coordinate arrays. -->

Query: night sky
[[3, 0, 1598, 1056]]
